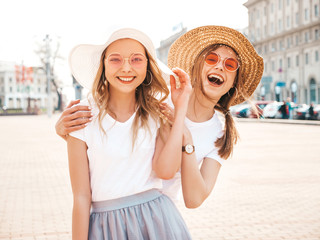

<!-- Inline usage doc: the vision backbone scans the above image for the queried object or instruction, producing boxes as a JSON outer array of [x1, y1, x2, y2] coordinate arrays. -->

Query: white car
[[262, 101, 283, 118]]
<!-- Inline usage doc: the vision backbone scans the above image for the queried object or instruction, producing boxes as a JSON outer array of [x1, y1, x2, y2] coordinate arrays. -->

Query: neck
[[108, 90, 137, 120], [187, 90, 217, 122]]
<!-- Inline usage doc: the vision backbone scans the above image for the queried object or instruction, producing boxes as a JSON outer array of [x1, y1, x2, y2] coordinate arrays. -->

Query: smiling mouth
[[117, 76, 135, 83], [207, 74, 224, 86]]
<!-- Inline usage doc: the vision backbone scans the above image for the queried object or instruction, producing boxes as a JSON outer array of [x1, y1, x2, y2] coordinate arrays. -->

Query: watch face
[[185, 144, 194, 153]]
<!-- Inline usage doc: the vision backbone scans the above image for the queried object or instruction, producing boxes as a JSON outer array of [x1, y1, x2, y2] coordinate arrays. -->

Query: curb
[[235, 117, 320, 126]]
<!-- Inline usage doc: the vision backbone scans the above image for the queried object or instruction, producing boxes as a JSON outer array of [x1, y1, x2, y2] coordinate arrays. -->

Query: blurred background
[[0, 0, 319, 121]]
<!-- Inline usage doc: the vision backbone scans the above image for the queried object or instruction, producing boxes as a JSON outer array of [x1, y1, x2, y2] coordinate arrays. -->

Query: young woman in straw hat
[[64, 28, 192, 239], [160, 25, 264, 207], [56, 26, 263, 209]]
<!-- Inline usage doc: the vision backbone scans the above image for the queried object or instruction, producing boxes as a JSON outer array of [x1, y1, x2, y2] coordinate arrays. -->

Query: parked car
[[230, 103, 251, 118], [293, 104, 310, 120], [262, 101, 283, 119], [248, 101, 274, 118]]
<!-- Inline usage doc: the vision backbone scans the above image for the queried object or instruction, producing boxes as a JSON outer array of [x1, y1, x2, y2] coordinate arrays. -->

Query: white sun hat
[[69, 28, 171, 89]]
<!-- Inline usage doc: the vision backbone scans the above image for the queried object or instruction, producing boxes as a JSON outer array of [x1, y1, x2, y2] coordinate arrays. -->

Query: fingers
[[62, 104, 92, 117], [65, 99, 80, 109], [65, 124, 88, 135], [171, 67, 191, 88], [63, 110, 93, 125], [64, 118, 92, 130], [170, 75, 176, 90]]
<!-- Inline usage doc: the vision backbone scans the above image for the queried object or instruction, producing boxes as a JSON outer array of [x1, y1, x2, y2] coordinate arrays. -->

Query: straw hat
[[69, 28, 170, 89], [167, 25, 264, 105]]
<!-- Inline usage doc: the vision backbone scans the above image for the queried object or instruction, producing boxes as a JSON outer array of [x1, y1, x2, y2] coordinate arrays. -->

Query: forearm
[[154, 108, 187, 179], [72, 195, 91, 240], [181, 130, 208, 208]]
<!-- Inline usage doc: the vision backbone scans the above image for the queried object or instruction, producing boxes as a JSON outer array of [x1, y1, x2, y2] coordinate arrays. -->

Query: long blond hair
[[191, 44, 242, 159], [91, 46, 169, 146]]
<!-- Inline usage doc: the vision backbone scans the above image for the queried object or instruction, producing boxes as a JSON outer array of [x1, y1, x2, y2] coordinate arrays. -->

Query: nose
[[214, 59, 224, 71], [121, 58, 132, 72]]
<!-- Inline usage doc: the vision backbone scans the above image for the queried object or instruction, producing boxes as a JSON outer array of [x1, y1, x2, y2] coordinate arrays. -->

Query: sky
[[0, 0, 248, 100]]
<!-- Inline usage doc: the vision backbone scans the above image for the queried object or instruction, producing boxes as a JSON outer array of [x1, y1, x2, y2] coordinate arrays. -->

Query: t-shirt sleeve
[[68, 98, 91, 142], [206, 148, 225, 166], [69, 127, 86, 142]]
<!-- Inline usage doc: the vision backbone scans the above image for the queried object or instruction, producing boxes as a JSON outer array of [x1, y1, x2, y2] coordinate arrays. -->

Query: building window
[[305, 53, 309, 65], [315, 5, 319, 17], [287, 16, 290, 28], [10, 87, 12, 92], [279, 40, 284, 50], [38, 87, 41, 93], [256, 10, 260, 19], [287, 37, 291, 48], [264, 25, 267, 36], [271, 3, 274, 13], [264, 6, 267, 16], [295, 35, 299, 45], [287, 0, 290, 6], [9, 77, 12, 83], [315, 29, 319, 40], [316, 51, 319, 62], [287, 57, 291, 68], [296, 55, 299, 66], [295, 13, 299, 25], [265, 62, 268, 72], [279, 59, 283, 69], [305, 9, 309, 21], [278, 19, 282, 31], [305, 32, 309, 42], [272, 61, 275, 71], [272, 42, 276, 52], [279, 0, 282, 10], [264, 44, 268, 53]]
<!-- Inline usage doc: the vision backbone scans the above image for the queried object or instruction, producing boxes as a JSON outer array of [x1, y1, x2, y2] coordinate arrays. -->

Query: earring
[[142, 70, 153, 86]]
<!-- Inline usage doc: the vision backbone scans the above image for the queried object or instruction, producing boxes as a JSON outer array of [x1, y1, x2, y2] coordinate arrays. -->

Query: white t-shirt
[[69, 97, 162, 202], [161, 112, 225, 201]]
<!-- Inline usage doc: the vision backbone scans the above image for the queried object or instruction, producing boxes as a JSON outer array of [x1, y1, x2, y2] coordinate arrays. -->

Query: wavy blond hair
[[90, 46, 169, 147]]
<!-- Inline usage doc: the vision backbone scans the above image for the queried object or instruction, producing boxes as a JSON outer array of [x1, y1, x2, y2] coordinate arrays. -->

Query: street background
[[0, 115, 319, 240]]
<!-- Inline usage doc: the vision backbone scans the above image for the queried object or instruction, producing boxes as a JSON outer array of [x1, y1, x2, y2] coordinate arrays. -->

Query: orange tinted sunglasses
[[205, 52, 240, 72]]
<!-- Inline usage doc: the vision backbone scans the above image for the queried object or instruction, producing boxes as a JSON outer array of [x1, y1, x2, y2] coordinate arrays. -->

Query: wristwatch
[[182, 144, 195, 154]]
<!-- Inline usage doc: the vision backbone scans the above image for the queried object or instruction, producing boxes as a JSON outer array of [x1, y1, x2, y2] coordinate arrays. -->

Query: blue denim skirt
[[88, 189, 191, 240]]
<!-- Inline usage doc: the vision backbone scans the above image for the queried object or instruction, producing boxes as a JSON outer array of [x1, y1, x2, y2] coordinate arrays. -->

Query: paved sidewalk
[[0, 114, 319, 240]]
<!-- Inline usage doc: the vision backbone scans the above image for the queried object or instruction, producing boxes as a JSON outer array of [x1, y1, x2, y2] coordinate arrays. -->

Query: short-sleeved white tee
[[69, 97, 162, 202], [161, 111, 225, 201]]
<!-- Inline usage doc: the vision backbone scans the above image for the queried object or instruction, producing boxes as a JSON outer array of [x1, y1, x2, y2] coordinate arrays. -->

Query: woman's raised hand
[[55, 99, 92, 140], [170, 67, 192, 112]]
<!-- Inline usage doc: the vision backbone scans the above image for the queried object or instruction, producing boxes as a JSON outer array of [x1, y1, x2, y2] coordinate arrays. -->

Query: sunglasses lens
[[107, 54, 123, 67], [224, 58, 239, 72], [205, 53, 219, 65], [130, 54, 147, 68]]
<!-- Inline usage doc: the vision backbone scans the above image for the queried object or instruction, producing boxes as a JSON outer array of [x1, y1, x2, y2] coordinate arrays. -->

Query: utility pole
[[44, 34, 52, 117]]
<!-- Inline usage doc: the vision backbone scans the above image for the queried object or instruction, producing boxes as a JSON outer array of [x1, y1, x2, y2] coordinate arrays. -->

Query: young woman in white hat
[[64, 28, 192, 239], [56, 26, 263, 209]]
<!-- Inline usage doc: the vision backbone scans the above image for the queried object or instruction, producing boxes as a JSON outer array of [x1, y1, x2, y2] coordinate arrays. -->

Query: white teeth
[[118, 77, 134, 82], [208, 74, 223, 82]]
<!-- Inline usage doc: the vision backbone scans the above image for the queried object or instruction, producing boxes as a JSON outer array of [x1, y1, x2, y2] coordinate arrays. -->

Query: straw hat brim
[[167, 25, 264, 105]]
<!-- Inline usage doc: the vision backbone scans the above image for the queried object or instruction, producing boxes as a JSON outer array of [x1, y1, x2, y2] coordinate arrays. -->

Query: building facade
[[0, 61, 57, 111], [156, 27, 187, 65], [244, 0, 320, 104]]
